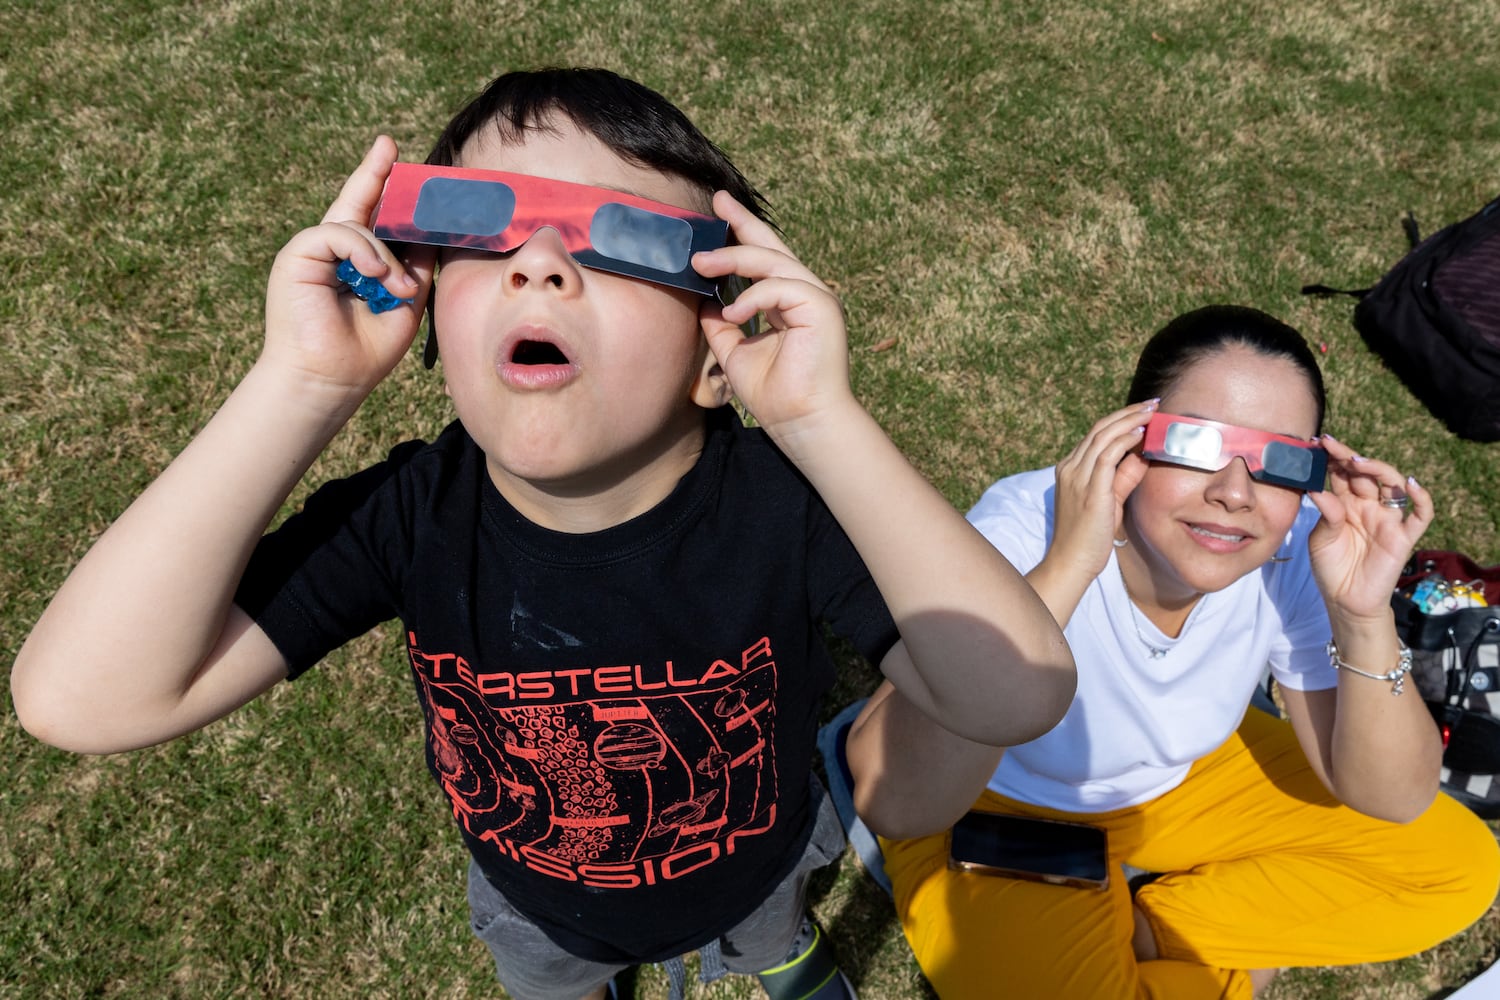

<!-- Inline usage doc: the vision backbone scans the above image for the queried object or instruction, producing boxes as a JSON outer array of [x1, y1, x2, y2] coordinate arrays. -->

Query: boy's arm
[[846, 523, 1111, 838], [12, 137, 433, 754], [695, 193, 1075, 748], [849, 406, 1161, 836], [846, 679, 1009, 839], [784, 401, 1075, 745]]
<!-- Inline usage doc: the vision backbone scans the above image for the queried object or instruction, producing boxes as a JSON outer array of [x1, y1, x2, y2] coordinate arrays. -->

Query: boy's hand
[[262, 136, 435, 398], [692, 191, 857, 446]]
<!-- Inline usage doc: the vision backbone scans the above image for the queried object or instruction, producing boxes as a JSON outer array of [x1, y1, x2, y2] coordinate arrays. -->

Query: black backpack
[[1303, 195, 1500, 442]]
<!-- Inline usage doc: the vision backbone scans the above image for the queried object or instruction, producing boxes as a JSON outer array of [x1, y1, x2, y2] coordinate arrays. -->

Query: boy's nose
[[502, 226, 583, 295]]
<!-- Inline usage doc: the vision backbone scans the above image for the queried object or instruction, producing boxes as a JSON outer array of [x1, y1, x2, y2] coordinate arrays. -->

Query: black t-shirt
[[235, 408, 898, 964]]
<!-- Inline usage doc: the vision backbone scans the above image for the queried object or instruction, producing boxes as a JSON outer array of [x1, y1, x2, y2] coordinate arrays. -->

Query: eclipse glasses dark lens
[[374, 164, 730, 298], [1147, 415, 1326, 492]]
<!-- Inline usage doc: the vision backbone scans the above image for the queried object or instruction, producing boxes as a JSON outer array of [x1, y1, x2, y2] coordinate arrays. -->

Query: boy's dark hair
[[426, 67, 772, 225], [1127, 304, 1327, 433]]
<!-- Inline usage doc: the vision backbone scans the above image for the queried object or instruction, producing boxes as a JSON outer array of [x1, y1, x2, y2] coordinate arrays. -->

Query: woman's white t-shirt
[[968, 466, 1338, 813]]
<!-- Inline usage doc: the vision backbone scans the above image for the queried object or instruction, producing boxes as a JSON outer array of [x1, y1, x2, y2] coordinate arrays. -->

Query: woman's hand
[[261, 136, 435, 398], [1045, 401, 1157, 582], [1306, 433, 1432, 622]]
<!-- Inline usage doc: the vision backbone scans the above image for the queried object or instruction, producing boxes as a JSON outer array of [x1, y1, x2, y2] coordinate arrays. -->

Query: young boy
[[12, 68, 1075, 1000]]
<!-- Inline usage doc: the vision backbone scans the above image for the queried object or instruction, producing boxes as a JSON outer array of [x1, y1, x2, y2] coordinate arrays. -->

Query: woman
[[848, 306, 1499, 999]]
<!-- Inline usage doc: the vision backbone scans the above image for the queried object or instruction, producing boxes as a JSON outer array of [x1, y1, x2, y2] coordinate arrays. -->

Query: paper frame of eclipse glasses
[[1142, 413, 1328, 492], [372, 162, 732, 298]]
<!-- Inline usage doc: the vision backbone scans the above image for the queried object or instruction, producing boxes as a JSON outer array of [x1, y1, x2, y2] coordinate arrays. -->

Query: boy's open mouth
[[511, 340, 570, 366]]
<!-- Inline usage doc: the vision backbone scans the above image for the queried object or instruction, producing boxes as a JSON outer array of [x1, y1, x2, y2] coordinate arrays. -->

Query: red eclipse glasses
[[1142, 413, 1327, 492], [373, 163, 729, 297]]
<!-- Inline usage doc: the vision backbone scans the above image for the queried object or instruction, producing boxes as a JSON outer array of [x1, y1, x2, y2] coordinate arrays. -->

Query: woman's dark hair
[[426, 67, 772, 225], [1127, 305, 1327, 433]]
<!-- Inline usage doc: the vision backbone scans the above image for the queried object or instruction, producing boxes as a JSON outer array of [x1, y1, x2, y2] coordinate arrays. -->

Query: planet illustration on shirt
[[594, 722, 668, 770], [647, 789, 721, 837]]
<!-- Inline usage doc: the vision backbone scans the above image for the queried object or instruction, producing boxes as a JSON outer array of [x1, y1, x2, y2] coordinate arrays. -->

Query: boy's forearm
[[774, 402, 1076, 745], [848, 682, 1007, 839], [12, 361, 364, 749]]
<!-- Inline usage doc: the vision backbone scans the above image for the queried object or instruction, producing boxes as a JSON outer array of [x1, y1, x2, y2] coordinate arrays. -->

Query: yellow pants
[[882, 709, 1500, 1000]]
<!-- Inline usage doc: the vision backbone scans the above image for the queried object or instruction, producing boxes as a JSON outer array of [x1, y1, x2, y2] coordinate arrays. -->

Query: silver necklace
[[1117, 560, 1169, 659], [1125, 604, 1169, 659]]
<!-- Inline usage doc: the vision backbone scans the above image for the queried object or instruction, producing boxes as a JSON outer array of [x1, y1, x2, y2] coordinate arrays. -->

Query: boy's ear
[[690, 340, 734, 409]]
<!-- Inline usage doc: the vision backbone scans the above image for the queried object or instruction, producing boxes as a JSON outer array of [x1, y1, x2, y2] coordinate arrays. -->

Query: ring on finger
[[1378, 483, 1410, 509]]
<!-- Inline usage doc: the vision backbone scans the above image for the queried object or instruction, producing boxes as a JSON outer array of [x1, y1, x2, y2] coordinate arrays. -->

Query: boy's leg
[[881, 825, 1239, 1000], [466, 859, 626, 1000], [1131, 708, 1500, 972], [719, 778, 856, 998], [753, 917, 855, 1000]]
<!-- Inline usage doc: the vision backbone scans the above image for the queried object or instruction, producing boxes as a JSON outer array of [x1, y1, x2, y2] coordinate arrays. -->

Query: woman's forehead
[[1164, 347, 1320, 439]]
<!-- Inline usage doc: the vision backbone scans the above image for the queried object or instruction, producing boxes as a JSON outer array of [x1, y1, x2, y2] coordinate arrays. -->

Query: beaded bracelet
[[1325, 640, 1414, 696]]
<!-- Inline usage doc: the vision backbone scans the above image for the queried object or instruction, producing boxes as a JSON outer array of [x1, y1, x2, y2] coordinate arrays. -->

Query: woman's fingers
[[1063, 401, 1158, 479], [1321, 433, 1431, 528]]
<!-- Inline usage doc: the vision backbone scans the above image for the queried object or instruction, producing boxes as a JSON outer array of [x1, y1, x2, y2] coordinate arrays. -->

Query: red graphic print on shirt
[[407, 632, 780, 888]]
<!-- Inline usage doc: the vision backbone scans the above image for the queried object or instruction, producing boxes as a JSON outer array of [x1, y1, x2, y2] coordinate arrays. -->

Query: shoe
[[757, 917, 856, 1000]]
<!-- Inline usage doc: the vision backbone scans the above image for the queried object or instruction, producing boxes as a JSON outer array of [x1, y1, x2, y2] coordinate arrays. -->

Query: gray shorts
[[467, 777, 846, 1000]]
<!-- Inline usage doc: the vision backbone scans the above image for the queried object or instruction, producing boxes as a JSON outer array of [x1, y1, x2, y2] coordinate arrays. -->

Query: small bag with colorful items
[[1393, 550, 1500, 816]]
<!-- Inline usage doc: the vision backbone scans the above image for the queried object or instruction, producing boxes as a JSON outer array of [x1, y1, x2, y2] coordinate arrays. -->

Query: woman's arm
[[1285, 434, 1442, 822]]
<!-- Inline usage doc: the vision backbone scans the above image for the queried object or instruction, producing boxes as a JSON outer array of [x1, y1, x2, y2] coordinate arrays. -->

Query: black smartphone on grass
[[948, 810, 1110, 891]]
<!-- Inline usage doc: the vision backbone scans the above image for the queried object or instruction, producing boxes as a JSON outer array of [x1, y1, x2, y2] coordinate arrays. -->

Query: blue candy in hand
[[336, 259, 414, 314]]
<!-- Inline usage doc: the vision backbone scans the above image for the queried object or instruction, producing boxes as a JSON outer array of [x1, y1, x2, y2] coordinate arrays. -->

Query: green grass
[[2, 0, 1498, 997]]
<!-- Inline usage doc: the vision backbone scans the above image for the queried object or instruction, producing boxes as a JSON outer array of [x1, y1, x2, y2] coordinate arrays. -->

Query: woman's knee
[[1397, 794, 1500, 931]]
